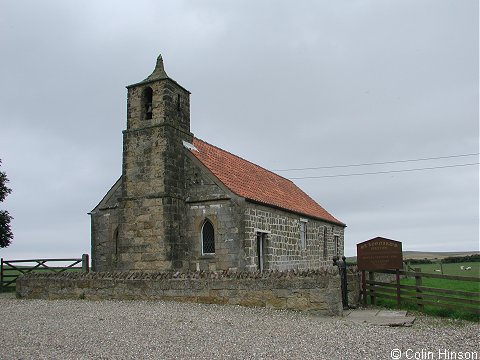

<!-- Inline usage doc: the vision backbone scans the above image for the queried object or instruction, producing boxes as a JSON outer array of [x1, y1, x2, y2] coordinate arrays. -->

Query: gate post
[[340, 256, 348, 309], [361, 270, 366, 306], [415, 268, 423, 310], [1, 258, 4, 292], [368, 271, 375, 305], [82, 254, 90, 273], [333, 256, 349, 309], [396, 269, 401, 308]]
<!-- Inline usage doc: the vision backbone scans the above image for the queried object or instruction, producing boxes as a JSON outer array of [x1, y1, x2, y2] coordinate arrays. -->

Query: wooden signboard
[[357, 237, 403, 271]]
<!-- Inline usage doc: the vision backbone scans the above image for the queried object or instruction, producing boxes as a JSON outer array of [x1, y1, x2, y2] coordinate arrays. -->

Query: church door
[[256, 233, 267, 271]]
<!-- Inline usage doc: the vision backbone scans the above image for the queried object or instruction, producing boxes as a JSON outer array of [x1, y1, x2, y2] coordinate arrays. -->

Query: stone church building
[[90, 55, 346, 273]]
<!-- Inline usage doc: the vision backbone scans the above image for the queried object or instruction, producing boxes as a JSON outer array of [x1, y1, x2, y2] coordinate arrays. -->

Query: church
[[90, 55, 346, 272]]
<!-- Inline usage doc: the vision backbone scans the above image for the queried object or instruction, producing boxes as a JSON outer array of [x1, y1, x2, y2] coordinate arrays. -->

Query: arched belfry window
[[202, 220, 215, 255], [142, 87, 153, 120]]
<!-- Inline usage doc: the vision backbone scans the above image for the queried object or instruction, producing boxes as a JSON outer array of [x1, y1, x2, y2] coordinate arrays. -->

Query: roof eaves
[[244, 198, 346, 227]]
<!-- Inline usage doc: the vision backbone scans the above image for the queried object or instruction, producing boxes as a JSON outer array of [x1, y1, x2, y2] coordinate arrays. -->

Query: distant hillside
[[402, 251, 479, 260], [347, 250, 479, 263]]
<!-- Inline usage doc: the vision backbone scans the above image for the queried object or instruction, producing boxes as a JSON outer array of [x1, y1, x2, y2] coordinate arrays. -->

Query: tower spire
[[143, 54, 169, 82]]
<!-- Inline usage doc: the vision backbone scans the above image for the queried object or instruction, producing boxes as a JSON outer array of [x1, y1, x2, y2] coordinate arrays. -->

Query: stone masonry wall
[[126, 80, 190, 134], [347, 272, 361, 306], [185, 200, 245, 271], [117, 76, 193, 271], [16, 269, 344, 316], [244, 204, 345, 271], [184, 160, 246, 271], [91, 207, 119, 272], [90, 181, 122, 272]]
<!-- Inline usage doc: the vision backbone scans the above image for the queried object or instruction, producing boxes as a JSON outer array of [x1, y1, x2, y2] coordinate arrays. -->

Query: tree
[[0, 159, 13, 248]]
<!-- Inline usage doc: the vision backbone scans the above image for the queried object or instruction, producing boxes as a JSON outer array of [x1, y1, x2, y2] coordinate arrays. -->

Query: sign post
[[356, 237, 403, 307]]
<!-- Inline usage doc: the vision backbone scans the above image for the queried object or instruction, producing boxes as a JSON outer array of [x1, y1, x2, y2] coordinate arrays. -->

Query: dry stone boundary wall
[[16, 269, 356, 316]]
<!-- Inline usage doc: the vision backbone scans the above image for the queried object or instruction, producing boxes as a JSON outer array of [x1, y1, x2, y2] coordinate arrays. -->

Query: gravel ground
[[1, 294, 478, 360]]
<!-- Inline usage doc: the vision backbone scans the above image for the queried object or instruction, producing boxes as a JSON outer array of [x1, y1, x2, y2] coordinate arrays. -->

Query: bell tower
[[117, 54, 192, 271], [124, 55, 191, 134]]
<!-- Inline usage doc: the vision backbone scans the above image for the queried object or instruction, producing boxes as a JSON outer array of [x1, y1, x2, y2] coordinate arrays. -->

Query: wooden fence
[[1, 254, 89, 292], [361, 269, 480, 314]]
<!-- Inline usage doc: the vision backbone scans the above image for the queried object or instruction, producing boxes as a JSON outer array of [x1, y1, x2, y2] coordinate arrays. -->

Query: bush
[[405, 258, 433, 264], [442, 254, 480, 263]]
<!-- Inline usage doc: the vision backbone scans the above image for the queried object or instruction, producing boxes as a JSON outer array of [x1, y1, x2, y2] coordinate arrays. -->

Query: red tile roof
[[190, 138, 345, 226]]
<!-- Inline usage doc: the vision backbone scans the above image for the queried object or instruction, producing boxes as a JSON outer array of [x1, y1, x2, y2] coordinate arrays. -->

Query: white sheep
[[435, 269, 441, 272], [460, 266, 465, 270]]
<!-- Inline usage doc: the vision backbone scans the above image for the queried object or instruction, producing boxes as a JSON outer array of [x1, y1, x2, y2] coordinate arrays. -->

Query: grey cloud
[[0, 0, 477, 260]]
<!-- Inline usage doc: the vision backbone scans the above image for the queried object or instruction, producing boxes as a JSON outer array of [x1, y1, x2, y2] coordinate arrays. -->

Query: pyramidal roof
[[126, 54, 190, 93], [189, 137, 345, 226], [143, 54, 169, 82]]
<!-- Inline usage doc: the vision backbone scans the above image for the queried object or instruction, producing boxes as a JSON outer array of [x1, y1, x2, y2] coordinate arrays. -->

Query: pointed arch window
[[142, 87, 153, 119], [202, 220, 215, 255]]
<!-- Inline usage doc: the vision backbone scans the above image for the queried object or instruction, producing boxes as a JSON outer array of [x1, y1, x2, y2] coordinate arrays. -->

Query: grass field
[[347, 251, 479, 263], [373, 263, 479, 321], [405, 261, 480, 277], [401, 277, 480, 294]]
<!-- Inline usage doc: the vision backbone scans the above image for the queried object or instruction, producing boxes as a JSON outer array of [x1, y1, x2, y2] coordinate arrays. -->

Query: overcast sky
[[0, 0, 478, 260]]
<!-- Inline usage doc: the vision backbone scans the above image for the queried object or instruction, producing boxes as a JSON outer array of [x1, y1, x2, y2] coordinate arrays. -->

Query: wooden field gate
[[1, 254, 89, 292], [361, 269, 480, 314]]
